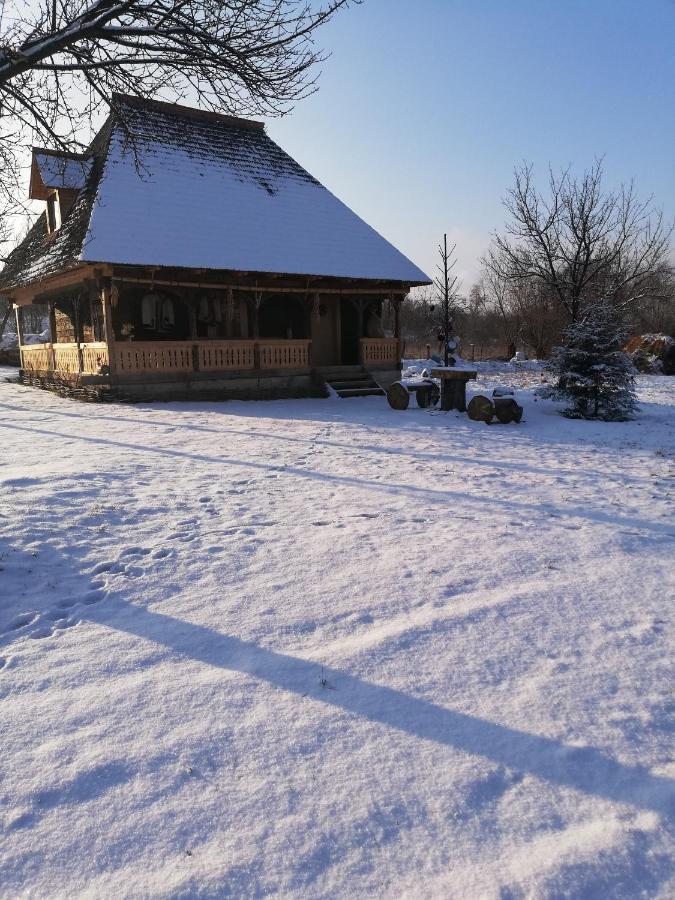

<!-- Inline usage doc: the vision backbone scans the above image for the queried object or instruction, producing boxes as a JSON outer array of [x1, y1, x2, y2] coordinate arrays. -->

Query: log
[[414, 381, 439, 408], [467, 395, 494, 423], [494, 398, 523, 424], [387, 381, 410, 410]]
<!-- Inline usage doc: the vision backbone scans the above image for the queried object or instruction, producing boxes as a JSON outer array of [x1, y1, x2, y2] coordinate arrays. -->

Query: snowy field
[[1, 366, 674, 898]]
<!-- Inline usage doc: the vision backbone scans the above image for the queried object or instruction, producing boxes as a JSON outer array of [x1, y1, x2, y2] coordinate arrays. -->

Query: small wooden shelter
[[1, 95, 430, 400]]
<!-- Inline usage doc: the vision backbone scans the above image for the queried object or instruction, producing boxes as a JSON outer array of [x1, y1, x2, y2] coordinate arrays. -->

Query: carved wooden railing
[[360, 337, 401, 367], [114, 339, 311, 375], [258, 339, 311, 370], [53, 345, 83, 374], [20, 342, 108, 375], [22, 339, 312, 377], [198, 340, 255, 371], [81, 343, 109, 374], [114, 341, 194, 375], [20, 343, 53, 374]]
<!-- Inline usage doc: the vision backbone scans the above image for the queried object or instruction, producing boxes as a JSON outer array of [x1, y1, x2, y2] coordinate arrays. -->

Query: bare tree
[[0, 2, 353, 216], [480, 266, 522, 359], [434, 234, 459, 365], [484, 160, 673, 323]]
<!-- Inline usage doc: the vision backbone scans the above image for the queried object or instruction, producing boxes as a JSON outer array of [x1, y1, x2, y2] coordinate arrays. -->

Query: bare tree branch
[[484, 160, 673, 322], [0, 0, 356, 264]]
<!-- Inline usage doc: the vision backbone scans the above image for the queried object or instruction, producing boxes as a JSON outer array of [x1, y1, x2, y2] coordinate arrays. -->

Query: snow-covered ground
[[1, 367, 674, 898]]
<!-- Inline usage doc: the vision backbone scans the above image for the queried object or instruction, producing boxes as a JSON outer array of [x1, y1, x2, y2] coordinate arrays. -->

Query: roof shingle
[[1, 97, 430, 292]]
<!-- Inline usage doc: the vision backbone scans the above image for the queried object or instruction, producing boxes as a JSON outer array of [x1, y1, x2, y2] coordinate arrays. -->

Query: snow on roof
[[0, 98, 431, 292], [80, 99, 430, 284], [34, 151, 92, 191]]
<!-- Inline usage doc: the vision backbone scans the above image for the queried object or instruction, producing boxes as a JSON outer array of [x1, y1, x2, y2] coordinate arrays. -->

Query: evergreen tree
[[547, 303, 638, 421]]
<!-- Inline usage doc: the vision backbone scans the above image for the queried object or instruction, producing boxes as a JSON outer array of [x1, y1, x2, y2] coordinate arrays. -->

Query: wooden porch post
[[48, 300, 57, 344], [252, 291, 262, 339], [47, 300, 57, 371], [349, 296, 366, 363], [393, 296, 402, 361], [101, 279, 116, 375], [72, 294, 84, 374], [225, 287, 234, 337], [252, 291, 262, 369]]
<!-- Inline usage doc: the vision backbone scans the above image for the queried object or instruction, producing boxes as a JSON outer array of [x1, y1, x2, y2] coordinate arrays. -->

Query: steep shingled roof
[[1, 96, 431, 292]]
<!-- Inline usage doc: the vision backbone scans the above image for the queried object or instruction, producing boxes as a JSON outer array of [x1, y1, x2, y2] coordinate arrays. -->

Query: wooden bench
[[430, 368, 478, 411]]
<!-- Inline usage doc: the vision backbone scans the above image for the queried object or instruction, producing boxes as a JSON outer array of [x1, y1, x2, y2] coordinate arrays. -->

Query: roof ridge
[[111, 93, 265, 132]]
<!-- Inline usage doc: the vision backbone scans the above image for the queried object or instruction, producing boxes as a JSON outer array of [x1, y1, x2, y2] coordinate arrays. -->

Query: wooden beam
[[100, 279, 116, 375], [111, 272, 410, 297], [10, 265, 97, 305]]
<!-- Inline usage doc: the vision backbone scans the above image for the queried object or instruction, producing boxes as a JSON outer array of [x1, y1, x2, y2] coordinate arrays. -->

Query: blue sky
[[265, 0, 675, 287]]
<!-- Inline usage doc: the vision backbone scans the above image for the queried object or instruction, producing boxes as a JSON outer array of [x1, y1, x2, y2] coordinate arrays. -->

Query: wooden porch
[[19, 337, 401, 379], [12, 264, 406, 399]]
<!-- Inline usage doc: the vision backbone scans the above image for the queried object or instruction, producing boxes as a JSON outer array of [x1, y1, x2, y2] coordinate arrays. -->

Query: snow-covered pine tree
[[547, 303, 638, 421]]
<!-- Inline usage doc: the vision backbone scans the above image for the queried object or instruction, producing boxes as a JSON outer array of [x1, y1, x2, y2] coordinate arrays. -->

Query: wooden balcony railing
[[21, 338, 312, 378], [258, 339, 311, 369], [115, 339, 311, 376], [20, 342, 109, 376], [20, 343, 53, 374], [199, 340, 255, 371], [21, 340, 312, 375], [114, 341, 194, 375], [360, 337, 401, 367]]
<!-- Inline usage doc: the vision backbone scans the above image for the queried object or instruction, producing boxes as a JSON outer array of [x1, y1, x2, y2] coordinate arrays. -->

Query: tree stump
[[494, 398, 523, 423], [467, 395, 494, 423], [387, 381, 410, 410]]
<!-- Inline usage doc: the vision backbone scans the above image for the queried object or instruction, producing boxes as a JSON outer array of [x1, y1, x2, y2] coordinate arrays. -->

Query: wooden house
[[0, 96, 430, 400]]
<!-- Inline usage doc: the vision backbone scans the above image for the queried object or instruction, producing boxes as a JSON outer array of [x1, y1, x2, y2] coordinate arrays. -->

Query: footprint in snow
[[44, 609, 69, 622], [119, 546, 151, 558], [30, 626, 53, 640], [52, 617, 78, 631], [57, 597, 77, 609], [151, 547, 173, 560], [10, 612, 39, 630], [92, 560, 122, 575]]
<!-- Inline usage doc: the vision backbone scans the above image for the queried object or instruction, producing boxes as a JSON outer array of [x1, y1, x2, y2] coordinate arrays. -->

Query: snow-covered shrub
[[629, 347, 663, 375], [546, 304, 638, 421], [626, 333, 675, 376]]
